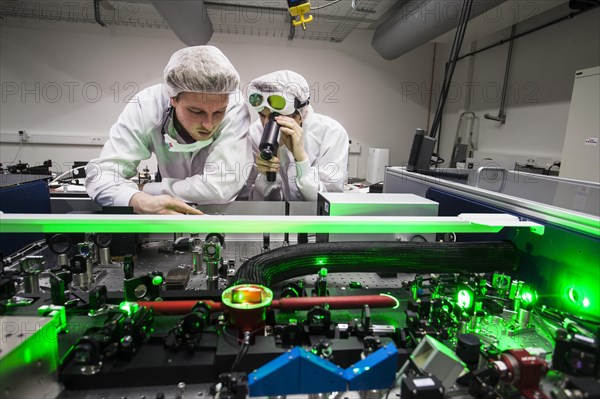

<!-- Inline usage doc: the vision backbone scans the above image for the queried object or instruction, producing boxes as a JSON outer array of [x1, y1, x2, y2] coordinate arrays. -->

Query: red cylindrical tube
[[137, 294, 397, 315]]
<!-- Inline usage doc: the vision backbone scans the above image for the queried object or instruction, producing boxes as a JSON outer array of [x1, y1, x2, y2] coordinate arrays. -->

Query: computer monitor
[[406, 128, 436, 172]]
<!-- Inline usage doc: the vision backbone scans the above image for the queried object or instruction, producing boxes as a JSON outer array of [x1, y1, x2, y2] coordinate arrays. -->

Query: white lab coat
[[240, 110, 349, 201], [85, 84, 252, 206]]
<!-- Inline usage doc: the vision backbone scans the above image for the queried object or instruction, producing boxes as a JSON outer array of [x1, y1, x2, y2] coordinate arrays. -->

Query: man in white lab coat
[[240, 70, 349, 201], [85, 46, 252, 214]]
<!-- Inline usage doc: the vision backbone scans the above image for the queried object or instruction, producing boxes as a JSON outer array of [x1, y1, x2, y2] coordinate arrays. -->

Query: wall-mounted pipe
[[484, 25, 516, 124], [93, 0, 107, 27], [151, 0, 213, 46], [372, 0, 507, 60]]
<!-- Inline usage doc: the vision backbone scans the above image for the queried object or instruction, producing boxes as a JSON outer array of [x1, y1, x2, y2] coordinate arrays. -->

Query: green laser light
[[119, 301, 139, 317], [519, 285, 538, 309], [457, 289, 473, 310], [583, 297, 591, 308], [152, 275, 163, 286]]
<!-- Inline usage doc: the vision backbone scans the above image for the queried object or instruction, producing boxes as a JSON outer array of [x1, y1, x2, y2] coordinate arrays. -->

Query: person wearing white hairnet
[[239, 70, 349, 201], [85, 46, 252, 214]]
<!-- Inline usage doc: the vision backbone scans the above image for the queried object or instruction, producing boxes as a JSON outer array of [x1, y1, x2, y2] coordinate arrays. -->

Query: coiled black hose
[[232, 241, 518, 287]]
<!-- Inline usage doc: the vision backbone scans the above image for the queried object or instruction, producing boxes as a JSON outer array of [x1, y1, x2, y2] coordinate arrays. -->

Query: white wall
[[0, 17, 433, 179], [432, 7, 600, 168], [0, 20, 182, 176], [4, 5, 596, 181]]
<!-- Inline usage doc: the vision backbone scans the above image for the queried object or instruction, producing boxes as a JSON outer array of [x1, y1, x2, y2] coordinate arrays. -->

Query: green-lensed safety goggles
[[248, 91, 309, 116]]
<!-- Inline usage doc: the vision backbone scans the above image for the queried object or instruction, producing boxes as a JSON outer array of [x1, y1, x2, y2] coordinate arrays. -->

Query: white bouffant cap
[[164, 45, 239, 97]]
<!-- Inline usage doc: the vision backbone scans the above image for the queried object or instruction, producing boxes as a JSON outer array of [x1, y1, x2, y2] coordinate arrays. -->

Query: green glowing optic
[[119, 301, 139, 316], [568, 287, 579, 303], [152, 275, 163, 286], [457, 289, 473, 310], [564, 286, 594, 311], [222, 284, 273, 310], [319, 267, 328, 277], [520, 285, 538, 306], [583, 297, 591, 308]]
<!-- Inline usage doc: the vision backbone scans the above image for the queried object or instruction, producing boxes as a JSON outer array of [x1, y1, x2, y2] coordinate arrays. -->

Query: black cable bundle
[[430, 0, 474, 140], [232, 241, 518, 287]]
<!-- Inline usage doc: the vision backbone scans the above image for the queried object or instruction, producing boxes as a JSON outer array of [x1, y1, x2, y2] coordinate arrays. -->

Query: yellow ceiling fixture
[[287, 0, 313, 30]]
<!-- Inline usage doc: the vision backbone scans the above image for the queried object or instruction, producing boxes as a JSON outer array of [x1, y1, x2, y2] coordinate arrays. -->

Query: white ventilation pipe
[[372, 0, 507, 60], [152, 0, 213, 46]]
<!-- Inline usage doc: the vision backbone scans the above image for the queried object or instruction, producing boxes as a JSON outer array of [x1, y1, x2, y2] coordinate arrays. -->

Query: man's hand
[[276, 115, 307, 162], [255, 152, 280, 177], [129, 192, 203, 215]]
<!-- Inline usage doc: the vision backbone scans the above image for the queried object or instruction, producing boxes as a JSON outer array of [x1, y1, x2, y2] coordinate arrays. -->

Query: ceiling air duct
[[372, 0, 507, 60], [152, 0, 213, 46]]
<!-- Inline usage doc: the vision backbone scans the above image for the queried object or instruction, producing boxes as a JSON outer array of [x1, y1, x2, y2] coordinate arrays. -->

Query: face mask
[[163, 134, 214, 152], [161, 106, 216, 153]]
